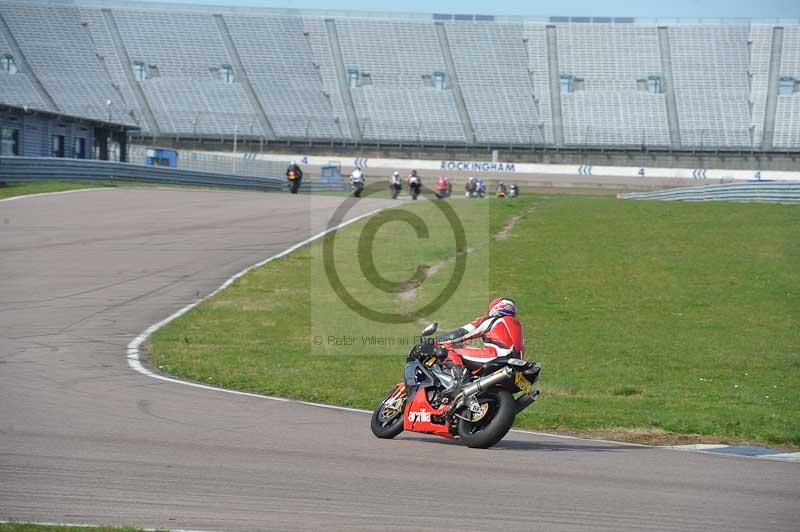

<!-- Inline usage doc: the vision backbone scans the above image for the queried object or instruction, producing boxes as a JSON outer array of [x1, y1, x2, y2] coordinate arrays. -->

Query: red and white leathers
[[435, 313, 525, 367]]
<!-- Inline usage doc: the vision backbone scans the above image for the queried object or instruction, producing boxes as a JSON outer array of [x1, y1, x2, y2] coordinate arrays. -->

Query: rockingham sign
[[439, 160, 517, 172]]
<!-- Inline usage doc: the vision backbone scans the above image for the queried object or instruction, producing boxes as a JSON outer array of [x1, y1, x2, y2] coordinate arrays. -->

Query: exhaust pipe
[[515, 389, 540, 413], [460, 366, 513, 398]]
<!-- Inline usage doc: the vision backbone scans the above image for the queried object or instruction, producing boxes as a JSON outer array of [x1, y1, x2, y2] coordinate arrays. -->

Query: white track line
[[0, 187, 112, 203], [756, 452, 800, 462], [126, 206, 384, 410], [663, 444, 731, 451]]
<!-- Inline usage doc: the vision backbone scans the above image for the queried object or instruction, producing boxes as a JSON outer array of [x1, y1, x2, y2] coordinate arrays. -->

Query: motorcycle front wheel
[[370, 388, 406, 439], [457, 389, 516, 448]]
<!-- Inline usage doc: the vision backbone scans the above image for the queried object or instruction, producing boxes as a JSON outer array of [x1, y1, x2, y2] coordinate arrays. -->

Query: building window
[[647, 75, 663, 95], [1, 53, 17, 74], [1, 127, 19, 156], [221, 64, 234, 83], [778, 77, 795, 96], [433, 71, 446, 91], [73, 137, 86, 159], [133, 60, 147, 81], [348, 68, 360, 88], [560, 74, 573, 94], [51, 135, 65, 158]]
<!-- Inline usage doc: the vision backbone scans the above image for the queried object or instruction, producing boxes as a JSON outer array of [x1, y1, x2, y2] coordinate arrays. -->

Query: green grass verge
[[0, 524, 156, 532], [149, 195, 799, 448]]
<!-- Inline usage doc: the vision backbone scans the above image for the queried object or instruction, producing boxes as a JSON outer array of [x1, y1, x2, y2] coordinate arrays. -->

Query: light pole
[[233, 123, 239, 174]]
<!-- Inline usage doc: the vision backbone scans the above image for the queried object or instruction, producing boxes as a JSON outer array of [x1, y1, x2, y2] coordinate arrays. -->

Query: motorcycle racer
[[434, 297, 524, 367]]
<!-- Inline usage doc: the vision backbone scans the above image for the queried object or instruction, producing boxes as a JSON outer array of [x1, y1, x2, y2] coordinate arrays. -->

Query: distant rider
[[350, 167, 366, 197], [389, 171, 402, 199], [435, 176, 450, 199], [408, 170, 422, 200], [286, 160, 303, 194], [434, 297, 525, 368], [496, 180, 507, 198]]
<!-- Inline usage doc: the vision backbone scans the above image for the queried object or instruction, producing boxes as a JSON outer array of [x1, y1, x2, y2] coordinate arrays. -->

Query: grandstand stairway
[[213, 14, 276, 141], [434, 22, 476, 144], [324, 18, 362, 142], [762, 27, 784, 150], [101, 8, 160, 135], [545, 25, 565, 147], [657, 27, 682, 149]]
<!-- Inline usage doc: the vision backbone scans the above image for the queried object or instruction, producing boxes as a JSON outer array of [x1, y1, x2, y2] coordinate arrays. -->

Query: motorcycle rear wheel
[[457, 390, 516, 448], [371, 388, 406, 439]]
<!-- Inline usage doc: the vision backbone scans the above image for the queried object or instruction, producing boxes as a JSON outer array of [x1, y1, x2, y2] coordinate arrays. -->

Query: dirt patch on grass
[[495, 203, 537, 241], [538, 427, 800, 452]]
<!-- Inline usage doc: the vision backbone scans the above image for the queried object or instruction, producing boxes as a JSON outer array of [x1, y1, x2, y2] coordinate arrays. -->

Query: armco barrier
[[618, 181, 800, 204], [0, 157, 346, 193]]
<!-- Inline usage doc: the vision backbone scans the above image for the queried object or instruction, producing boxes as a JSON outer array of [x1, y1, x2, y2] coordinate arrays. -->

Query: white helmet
[[290, 160, 297, 166], [393, 171, 399, 177]]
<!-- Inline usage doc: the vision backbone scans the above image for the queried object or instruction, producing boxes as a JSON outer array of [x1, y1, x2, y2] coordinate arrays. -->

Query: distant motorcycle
[[371, 322, 541, 449], [350, 168, 365, 198], [409, 177, 421, 200], [496, 182, 507, 198], [390, 174, 402, 199], [465, 179, 477, 198], [435, 181, 451, 200], [287, 169, 301, 194]]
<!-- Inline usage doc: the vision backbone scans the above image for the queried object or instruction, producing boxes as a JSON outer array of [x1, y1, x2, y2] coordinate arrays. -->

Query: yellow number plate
[[515, 372, 532, 394]]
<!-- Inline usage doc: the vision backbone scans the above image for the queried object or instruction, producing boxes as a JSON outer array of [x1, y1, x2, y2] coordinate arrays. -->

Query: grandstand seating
[[446, 22, 544, 144], [0, 29, 49, 111], [556, 24, 670, 146], [334, 18, 465, 142], [225, 15, 341, 139], [111, 8, 257, 136], [0, 0, 798, 150], [774, 27, 800, 149], [669, 25, 753, 148], [0, 2, 133, 123]]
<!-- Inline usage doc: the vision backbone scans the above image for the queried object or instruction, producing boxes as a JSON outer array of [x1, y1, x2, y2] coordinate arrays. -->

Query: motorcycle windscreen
[[403, 360, 434, 387]]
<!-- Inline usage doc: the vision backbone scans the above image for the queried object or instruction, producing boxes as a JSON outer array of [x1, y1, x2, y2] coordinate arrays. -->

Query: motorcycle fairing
[[402, 386, 453, 438]]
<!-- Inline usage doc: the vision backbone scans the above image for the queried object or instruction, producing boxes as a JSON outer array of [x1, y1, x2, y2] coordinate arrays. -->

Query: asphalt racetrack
[[0, 188, 797, 532]]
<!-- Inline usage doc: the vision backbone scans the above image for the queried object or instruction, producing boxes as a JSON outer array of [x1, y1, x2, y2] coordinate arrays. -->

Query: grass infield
[[148, 194, 799, 449]]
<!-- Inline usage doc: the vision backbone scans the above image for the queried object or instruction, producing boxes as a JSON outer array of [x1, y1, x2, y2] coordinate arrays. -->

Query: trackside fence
[[618, 181, 800, 204], [0, 157, 346, 193]]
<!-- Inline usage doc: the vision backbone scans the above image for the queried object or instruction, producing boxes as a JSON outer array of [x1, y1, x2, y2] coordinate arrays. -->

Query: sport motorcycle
[[370, 323, 541, 448]]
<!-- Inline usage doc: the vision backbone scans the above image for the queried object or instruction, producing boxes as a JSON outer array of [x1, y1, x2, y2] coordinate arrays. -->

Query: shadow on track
[[396, 434, 638, 453]]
